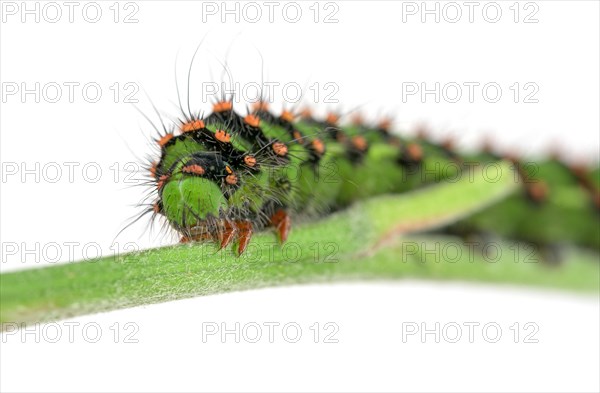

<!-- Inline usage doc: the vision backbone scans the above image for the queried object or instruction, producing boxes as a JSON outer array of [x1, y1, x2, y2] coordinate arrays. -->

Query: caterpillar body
[[146, 98, 600, 258]]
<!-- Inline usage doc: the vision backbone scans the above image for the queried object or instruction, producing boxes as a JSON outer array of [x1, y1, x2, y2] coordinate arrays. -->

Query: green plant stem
[[2, 162, 596, 328]]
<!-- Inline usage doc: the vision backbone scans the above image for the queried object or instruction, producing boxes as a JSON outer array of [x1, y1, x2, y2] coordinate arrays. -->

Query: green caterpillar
[[146, 97, 599, 258]]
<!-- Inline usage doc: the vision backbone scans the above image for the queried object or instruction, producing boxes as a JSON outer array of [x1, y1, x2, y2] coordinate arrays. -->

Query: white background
[[1, 1, 599, 392]]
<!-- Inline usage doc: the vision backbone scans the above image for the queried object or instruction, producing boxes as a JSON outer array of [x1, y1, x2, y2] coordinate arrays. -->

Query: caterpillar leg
[[218, 220, 254, 255], [236, 221, 254, 255], [219, 221, 237, 250], [179, 220, 254, 256], [270, 209, 291, 243]]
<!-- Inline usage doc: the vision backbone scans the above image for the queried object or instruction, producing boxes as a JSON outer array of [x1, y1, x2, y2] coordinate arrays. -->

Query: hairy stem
[[2, 162, 596, 328]]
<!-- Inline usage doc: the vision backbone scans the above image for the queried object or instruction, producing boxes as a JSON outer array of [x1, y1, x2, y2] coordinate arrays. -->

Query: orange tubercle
[[213, 101, 233, 112], [157, 133, 174, 147], [351, 135, 368, 151], [226, 173, 238, 185], [407, 143, 423, 161], [244, 114, 260, 128], [180, 119, 205, 133], [280, 110, 295, 123], [527, 181, 549, 203], [215, 129, 232, 143], [311, 139, 325, 155], [351, 113, 364, 126], [150, 162, 158, 179], [326, 113, 339, 125], [157, 174, 169, 190], [182, 164, 205, 176], [244, 155, 257, 167], [299, 108, 312, 119], [272, 142, 288, 156], [378, 118, 392, 131]]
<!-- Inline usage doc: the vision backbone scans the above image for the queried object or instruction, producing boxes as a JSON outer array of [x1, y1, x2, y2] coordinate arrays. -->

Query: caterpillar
[[141, 75, 600, 259]]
